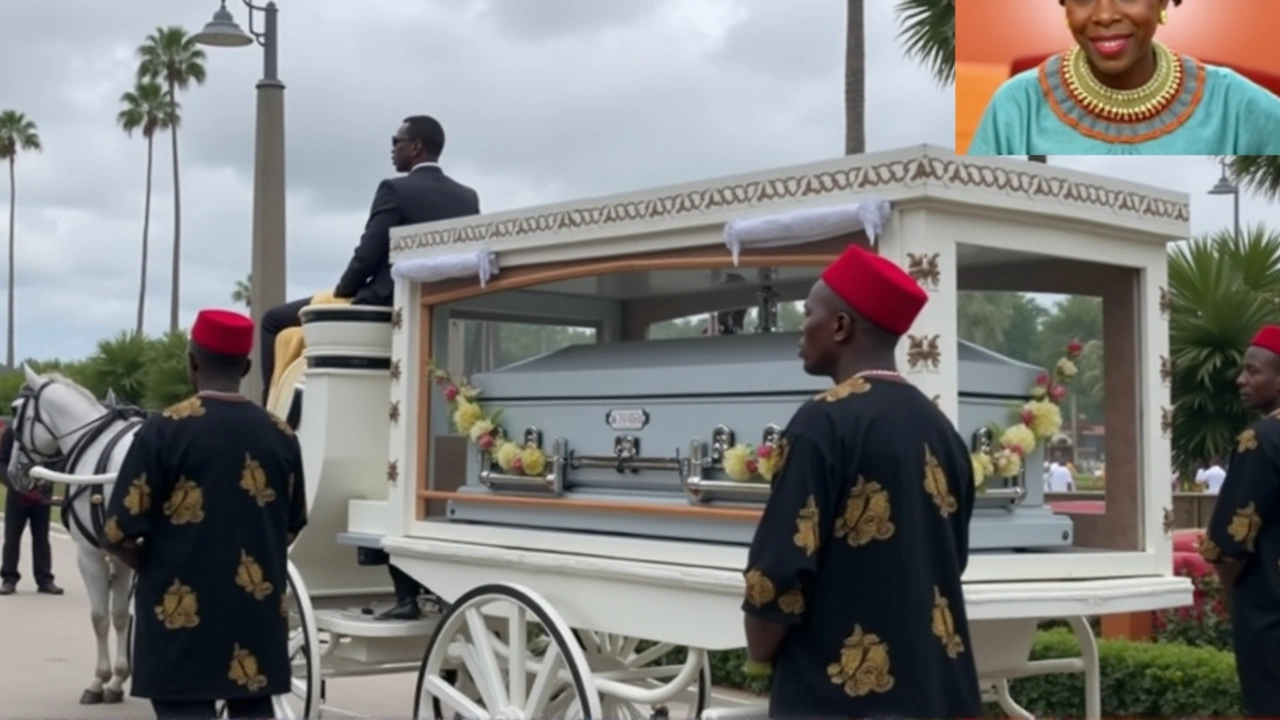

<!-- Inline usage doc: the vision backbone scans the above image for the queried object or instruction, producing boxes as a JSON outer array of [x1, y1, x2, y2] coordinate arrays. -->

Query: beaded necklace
[[1062, 41, 1182, 122]]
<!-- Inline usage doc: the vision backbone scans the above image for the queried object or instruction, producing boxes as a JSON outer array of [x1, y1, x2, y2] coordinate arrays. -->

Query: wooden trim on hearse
[[416, 236, 865, 307], [418, 489, 763, 521]]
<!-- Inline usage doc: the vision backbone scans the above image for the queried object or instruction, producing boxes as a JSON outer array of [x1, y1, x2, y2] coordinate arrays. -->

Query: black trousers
[[151, 695, 274, 719], [389, 564, 427, 604], [259, 296, 313, 404], [1, 494, 54, 586]]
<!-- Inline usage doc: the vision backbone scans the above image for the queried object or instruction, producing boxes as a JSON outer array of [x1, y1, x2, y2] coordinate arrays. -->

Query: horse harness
[[11, 383, 149, 550]]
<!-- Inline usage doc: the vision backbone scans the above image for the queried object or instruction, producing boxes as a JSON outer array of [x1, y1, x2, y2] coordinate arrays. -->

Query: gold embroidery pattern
[[924, 445, 958, 518], [268, 411, 294, 437], [834, 477, 895, 547], [794, 495, 820, 557], [240, 455, 278, 507], [162, 396, 206, 421], [827, 625, 895, 697], [155, 579, 200, 630], [816, 377, 871, 402], [163, 478, 205, 525], [743, 569, 776, 608], [1198, 536, 1222, 563], [388, 157, 1189, 254], [778, 589, 805, 615], [123, 476, 152, 516], [280, 592, 290, 618], [236, 550, 275, 601], [1228, 502, 1263, 551], [931, 587, 965, 659], [103, 516, 125, 545], [229, 643, 269, 692], [1238, 429, 1259, 453]]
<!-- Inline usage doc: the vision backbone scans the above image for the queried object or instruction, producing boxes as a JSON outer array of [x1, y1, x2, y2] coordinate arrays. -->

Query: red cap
[[820, 245, 928, 335], [191, 309, 255, 356], [1251, 325, 1280, 355]]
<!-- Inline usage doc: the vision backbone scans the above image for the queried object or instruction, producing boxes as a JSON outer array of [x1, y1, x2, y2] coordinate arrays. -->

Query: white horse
[[7, 364, 148, 704]]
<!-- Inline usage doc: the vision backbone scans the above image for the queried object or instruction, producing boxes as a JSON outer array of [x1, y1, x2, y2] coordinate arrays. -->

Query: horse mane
[[43, 372, 105, 408]]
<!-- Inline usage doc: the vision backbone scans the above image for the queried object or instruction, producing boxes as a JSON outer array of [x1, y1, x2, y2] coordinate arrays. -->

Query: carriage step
[[314, 609, 439, 665]]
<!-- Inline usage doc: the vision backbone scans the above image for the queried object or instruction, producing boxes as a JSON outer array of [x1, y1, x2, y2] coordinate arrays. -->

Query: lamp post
[[1208, 158, 1242, 243], [193, 0, 286, 405]]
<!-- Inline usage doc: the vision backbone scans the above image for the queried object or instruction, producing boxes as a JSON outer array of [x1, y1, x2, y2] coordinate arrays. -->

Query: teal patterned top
[[968, 53, 1280, 156]]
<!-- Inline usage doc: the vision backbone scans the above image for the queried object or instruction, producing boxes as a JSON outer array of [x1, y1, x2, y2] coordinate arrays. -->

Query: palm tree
[[1225, 156, 1280, 202], [136, 26, 208, 335], [1168, 225, 1280, 473], [0, 111, 42, 369], [117, 81, 179, 337], [232, 274, 251, 308], [895, 0, 954, 87], [845, 1, 865, 155]]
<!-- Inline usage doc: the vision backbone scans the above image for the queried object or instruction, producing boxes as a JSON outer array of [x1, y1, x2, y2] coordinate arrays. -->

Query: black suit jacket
[[335, 165, 481, 307]]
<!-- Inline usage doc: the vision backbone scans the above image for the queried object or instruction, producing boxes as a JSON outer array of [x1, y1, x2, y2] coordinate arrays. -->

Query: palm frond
[[895, 0, 955, 87]]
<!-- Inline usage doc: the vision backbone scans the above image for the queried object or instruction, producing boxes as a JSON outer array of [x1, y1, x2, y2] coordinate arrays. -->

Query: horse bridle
[[10, 380, 142, 483]]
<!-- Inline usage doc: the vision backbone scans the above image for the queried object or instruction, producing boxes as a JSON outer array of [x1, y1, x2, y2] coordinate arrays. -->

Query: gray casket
[[446, 332, 1073, 552]]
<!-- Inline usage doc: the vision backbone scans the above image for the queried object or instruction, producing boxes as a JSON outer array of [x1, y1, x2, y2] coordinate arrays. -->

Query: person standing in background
[[0, 421, 62, 596], [1195, 457, 1226, 495]]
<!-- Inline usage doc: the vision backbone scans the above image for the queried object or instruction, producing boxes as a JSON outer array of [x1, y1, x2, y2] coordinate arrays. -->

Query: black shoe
[[376, 600, 422, 621], [37, 583, 64, 595], [0, 582, 15, 595]]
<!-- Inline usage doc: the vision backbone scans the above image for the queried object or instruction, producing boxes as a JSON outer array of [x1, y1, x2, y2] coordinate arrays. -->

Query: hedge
[[704, 628, 1242, 717]]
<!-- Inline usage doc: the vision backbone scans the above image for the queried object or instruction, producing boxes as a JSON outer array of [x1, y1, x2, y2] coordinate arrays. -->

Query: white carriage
[[269, 144, 1194, 719]]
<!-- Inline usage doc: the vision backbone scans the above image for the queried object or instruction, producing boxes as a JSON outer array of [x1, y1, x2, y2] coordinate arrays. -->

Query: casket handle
[[681, 440, 771, 505], [477, 437, 567, 496]]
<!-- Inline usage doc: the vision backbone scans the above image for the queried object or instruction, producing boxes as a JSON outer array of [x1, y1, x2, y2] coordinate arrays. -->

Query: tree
[[844, 1, 865, 155], [1168, 225, 1280, 474], [0, 110, 42, 369], [232, 274, 251, 308], [136, 26, 208, 334], [895, 0, 955, 86], [118, 80, 179, 336], [1225, 155, 1280, 202]]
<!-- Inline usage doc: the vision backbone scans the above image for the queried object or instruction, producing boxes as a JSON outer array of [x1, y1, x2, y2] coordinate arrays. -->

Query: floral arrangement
[[427, 362, 548, 477], [722, 439, 786, 483], [970, 340, 1083, 489]]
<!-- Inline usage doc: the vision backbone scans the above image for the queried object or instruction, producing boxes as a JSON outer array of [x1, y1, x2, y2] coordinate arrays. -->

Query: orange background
[[954, 0, 1280, 153]]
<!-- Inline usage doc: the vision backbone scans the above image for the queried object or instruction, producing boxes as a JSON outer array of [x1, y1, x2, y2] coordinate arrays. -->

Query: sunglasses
[[392, 135, 416, 148]]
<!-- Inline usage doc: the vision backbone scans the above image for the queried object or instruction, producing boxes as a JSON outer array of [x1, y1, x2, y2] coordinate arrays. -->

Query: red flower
[[745, 459, 759, 475], [1021, 408, 1035, 425], [434, 373, 448, 385], [443, 385, 459, 402], [1035, 373, 1051, 387], [1048, 385, 1067, 402], [1067, 339, 1083, 357], [477, 435, 494, 451], [511, 457, 524, 474], [757, 445, 773, 459]]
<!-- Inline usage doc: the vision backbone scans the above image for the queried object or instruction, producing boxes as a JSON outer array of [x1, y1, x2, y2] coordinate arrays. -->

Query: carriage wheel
[[413, 583, 603, 720], [575, 632, 712, 720]]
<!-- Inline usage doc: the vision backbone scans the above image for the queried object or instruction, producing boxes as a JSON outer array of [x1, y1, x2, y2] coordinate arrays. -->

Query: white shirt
[[1197, 465, 1226, 494], [1045, 462, 1074, 492]]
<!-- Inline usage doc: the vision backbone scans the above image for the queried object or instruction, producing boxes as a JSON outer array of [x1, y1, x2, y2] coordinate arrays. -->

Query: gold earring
[[1159, 9, 1168, 24]]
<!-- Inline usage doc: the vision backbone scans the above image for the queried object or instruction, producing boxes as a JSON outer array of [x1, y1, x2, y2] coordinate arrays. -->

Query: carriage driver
[[740, 244, 984, 719], [102, 308, 308, 720]]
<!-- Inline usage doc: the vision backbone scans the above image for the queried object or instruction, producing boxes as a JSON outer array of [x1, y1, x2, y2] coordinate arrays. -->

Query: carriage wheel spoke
[[506, 603, 528, 709], [523, 641, 564, 717], [425, 673, 492, 720], [464, 607, 510, 710]]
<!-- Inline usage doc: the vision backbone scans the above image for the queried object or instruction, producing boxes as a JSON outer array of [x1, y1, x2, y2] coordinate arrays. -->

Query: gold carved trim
[[907, 334, 942, 373], [1160, 407, 1172, 438], [387, 460, 399, 484], [907, 252, 941, 291], [389, 401, 401, 426], [391, 157, 1190, 253]]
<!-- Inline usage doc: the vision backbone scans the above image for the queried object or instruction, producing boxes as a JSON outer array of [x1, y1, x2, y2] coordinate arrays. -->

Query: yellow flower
[[1022, 400, 1063, 440], [723, 444, 754, 482], [519, 446, 547, 476], [1028, 385, 1047, 400], [970, 452, 993, 488], [452, 400, 484, 435], [1000, 424, 1037, 456], [1056, 358, 1078, 380], [468, 419, 495, 444], [494, 441, 521, 472], [757, 448, 783, 482], [993, 448, 1022, 478], [459, 384, 481, 402]]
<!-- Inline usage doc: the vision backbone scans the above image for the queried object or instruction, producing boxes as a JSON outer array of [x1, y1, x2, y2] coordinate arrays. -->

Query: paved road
[[0, 519, 760, 719]]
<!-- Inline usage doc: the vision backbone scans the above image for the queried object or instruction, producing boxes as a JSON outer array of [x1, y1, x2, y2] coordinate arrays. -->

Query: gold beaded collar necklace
[[1060, 40, 1183, 123]]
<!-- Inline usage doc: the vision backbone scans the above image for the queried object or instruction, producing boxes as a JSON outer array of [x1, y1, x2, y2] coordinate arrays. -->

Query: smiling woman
[[965, 0, 1280, 156]]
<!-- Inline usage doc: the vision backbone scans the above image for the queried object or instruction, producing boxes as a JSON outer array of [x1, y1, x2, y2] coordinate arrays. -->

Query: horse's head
[[7, 364, 107, 492]]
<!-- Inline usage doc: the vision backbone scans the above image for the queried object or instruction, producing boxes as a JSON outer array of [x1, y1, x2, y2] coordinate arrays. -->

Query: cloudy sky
[[0, 0, 1276, 363]]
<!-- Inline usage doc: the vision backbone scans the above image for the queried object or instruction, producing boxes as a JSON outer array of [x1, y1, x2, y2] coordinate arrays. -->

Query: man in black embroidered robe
[[102, 309, 308, 720], [1202, 324, 1280, 716], [742, 244, 982, 719]]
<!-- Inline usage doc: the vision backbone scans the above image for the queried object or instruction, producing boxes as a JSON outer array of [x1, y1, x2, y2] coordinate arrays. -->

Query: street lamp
[[1208, 158, 1242, 243], [193, 0, 287, 406]]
